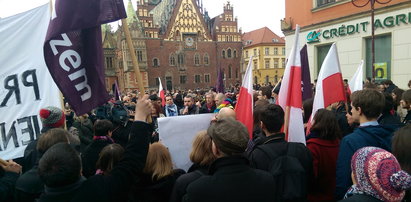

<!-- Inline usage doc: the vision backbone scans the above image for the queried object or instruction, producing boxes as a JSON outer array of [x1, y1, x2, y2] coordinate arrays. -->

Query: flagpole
[[283, 106, 290, 141], [121, 18, 151, 123]]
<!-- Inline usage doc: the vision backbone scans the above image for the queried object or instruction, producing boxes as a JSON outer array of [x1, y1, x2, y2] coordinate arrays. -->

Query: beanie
[[39, 106, 65, 128], [351, 147, 411, 202]]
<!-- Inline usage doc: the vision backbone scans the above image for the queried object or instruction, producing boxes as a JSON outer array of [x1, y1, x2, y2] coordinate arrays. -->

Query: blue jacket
[[335, 125, 396, 200]]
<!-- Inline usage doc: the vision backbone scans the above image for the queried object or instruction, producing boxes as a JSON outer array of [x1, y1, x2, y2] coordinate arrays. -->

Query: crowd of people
[[1, 79, 411, 202]]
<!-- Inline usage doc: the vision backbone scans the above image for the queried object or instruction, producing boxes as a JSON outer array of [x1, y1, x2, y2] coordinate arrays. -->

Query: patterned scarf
[[165, 104, 178, 116]]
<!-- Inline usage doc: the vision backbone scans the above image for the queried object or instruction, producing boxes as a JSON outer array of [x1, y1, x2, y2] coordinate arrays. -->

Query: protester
[[70, 113, 94, 153], [340, 147, 411, 202], [378, 92, 402, 127], [213, 93, 234, 113], [164, 95, 179, 117], [81, 119, 114, 178], [260, 86, 275, 104], [306, 109, 341, 202], [199, 92, 216, 113], [37, 95, 152, 202], [331, 101, 351, 137], [15, 128, 70, 202], [400, 89, 411, 124], [183, 118, 276, 202], [0, 160, 22, 202], [383, 79, 398, 94], [130, 142, 185, 202], [170, 130, 216, 202], [392, 125, 411, 201], [150, 102, 165, 143], [392, 88, 407, 122], [23, 106, 66, 172], [335, 89, 397, 200], [213, 107, 236, 121], [248, 104, 313, 201], [180, 95, 200, 115], [95, 144, 124, 176]]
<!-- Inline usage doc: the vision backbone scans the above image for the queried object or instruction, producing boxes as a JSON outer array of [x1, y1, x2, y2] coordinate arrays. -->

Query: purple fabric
[[216, 66, 225, 93], [114, 80, 121, 100], [300, 45, 312, 101], [44, 0, 126, 115]]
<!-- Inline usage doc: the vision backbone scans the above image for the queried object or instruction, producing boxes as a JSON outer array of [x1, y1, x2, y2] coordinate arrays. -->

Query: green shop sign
[[307, 12, 411, 43]]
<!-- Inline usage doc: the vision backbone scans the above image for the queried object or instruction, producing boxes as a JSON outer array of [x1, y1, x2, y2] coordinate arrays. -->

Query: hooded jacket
[[335, 125, 396, 200]]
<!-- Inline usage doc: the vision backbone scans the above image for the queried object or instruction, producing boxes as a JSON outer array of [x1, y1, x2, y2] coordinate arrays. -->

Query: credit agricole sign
[[306, 12, 411, 43]]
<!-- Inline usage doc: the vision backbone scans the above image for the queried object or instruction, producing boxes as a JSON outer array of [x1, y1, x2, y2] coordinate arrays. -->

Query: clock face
[[185, 37, 194, 47]]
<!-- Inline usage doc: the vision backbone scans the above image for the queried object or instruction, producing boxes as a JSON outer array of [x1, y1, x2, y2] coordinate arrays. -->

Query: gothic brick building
[[103, 0, 242, 92]]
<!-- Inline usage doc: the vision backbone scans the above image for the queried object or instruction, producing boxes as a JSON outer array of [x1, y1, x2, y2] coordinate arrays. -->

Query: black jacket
[[0, 170, 19, 202], [14, 165, 43, 202], [170, 164, 208, 202], [36, 178, 85, 202], [81, 138, 113, 178], [183, 156, 276, 202], [338, 194, 382, 202], [199, 103, 216, 114]]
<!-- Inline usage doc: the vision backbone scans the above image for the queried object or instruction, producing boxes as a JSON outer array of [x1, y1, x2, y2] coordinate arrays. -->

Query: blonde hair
[[189, 130, 216, 166], [143, 142, 173, 180]]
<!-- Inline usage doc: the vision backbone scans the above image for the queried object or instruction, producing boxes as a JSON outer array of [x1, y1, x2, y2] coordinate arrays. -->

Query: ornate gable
[[165, 0, 211, 41]]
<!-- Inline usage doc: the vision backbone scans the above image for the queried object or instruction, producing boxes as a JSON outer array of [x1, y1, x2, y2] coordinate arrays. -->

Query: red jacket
[[306, 137, 340, 202]]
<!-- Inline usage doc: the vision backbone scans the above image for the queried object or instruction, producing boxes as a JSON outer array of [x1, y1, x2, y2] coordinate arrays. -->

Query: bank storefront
[[285, 5, 411, 88]]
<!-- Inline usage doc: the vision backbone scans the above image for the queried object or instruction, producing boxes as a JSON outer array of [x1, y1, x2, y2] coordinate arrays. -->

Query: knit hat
[[351, 147, 411, 202], [208, 117, 249, 155], [39, 106, 65, 128]]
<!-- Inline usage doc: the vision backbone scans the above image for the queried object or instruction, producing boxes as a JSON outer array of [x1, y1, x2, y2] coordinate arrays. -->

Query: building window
[[227, 49, 232, 58], [204, 53, 209, 65], [195, 75, 201, 83], [253, 49, 257, 56], [180, 75, 187, 84], [152, 58, 159, 67], [178, 53, 184, 65], [233, 50, 237, 58], [254, 61, 258, 70], [316, 0, 336, 7], [282, 47, 286, 55], [265, 48, 269, 55], [205, 74, 210, 83], [274, 59, 279, 68], [155, 78, 160, 86], [281, 58, 286, 68], [245, 51, 248, 58], [274, 47, 278, 55], [222, 50, 226, 58], [105, 57, 113, 69], [365, 34, 392, 80], [194, 53, 200, 65], [316, 44, 332, 73], [228, 65, 232, 79], [265, 60, 270, 69], [254, 76, 258, 84], [274, 75, 278, 83], [136, 50, 143, 62], [235, 68, 238, 79], [265, 75, 269, 84], [169, 54, 176, 66]]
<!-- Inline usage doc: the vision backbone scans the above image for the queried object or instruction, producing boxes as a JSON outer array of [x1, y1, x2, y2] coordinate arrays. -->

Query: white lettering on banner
[[49, 33, 91, 101]]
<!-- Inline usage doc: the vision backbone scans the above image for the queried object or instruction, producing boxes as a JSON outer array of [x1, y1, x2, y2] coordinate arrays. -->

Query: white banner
[[0, 4, 61, 160], [158, 113, 215, 171]]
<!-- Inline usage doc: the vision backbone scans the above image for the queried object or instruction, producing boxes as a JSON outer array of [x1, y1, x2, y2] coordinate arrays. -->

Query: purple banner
[[300, 45, 312, 101], [216, 66, 225, 93], [44, 0, 126, 115]]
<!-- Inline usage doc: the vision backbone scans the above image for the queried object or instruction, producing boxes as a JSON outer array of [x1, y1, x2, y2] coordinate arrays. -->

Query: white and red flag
[[235, 56, 254, 138], [277, 25, 305, 144], [308, 43, 346, 131], [158, 77, 165, 107], [348, 60, 364, 93]]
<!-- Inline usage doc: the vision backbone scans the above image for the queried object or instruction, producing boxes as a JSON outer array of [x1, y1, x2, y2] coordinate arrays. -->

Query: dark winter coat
[[183, 156, 277, 202], [338, 194, 382, 202], [81, 137, 113, 178], [199, 103, 216, 114], [170, 164, 208, 202], [0, 170, 19, 202], [335, 125, 396, 200], [130, 169, 185, 202], [36, 178, 85, 202], [14, 165, 43, 202], [72, 119, 93, 152], [306, 133, 340, 202]]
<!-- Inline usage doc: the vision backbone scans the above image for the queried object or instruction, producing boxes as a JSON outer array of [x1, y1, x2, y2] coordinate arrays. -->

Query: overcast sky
[[0, 0, 285, 36]]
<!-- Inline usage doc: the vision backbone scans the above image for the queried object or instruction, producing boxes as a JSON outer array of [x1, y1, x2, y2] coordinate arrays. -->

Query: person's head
[[183, 95, 194, 107], [96, 144, 124, 175], [208, 118, 249, 157], [378, 83, 386, 92], [343, 79, 348, 86], [143, 142, 173, 180], [350, 89, 385, 122], [94, 119, 113, 137], [303, 98, 314, 124], [189, 131, 216, 166], [214, 93, 226, 106], [205, 93, 215, 105], [215, 107, 236, 120], [392, 125, 411, 174], [351, 147, 411, 202], [39, 106, 66, 129], [123, 96, 131, 103], [383, 79, 394, 88], [260, 104, 284, 135], [408, 80, 411, 89], [311, 109, 341, 140], [392, 88, 404, 105], [260, 86, 272, 99], [382, 92, 395, 114], [151, 102, 162, 117], [38, 143, 81, 188], [37, 128, 70, 154], [165, 95, 174, 105], [400, 89, 411, 110]]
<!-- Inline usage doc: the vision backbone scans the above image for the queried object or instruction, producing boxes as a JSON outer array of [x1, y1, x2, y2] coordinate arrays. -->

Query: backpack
[[255, 143, 307, 202], [109, 102, 129, 124]]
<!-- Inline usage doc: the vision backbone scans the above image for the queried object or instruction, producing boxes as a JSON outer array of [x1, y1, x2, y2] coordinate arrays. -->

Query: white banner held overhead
[[0, 4, 61, 160], [158, 113, 215, 171]]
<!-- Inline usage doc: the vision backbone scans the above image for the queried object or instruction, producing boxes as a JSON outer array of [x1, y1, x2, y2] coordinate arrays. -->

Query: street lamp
[[351, 0, 392, 80]]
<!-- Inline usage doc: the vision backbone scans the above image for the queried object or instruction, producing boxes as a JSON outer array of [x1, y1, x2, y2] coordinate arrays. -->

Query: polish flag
[[277, 25, 305, 144], [235, 56, 254, 138], [158, 77, 165, 107], [308, 43, 346, 130], [348, 60, 364, 93]]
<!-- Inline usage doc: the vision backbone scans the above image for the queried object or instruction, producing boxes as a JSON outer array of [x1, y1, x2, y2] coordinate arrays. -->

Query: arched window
[[227, 49, 232, 58], [203, 53, 209, 65], [254, 76, 258, 84], [228, 65, 232, 78], [169, 54, 176, 66], [265, 75, 269, 84], [178, 53, 184, 65], [175, 30, 180, 41], [153, 58, 159, 67], [233, 50, 237, 58], [194, 53, 200, 65], [222, 50, 226, 58]]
